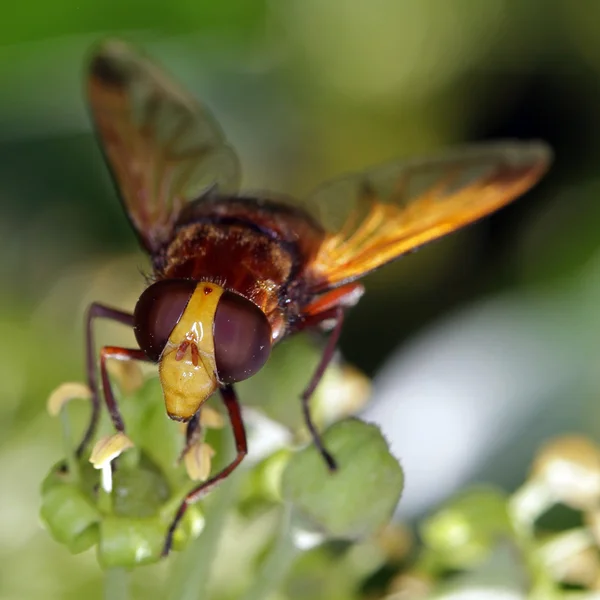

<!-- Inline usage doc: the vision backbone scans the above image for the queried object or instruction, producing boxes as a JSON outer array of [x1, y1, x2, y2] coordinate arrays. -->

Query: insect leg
[[162, 384, 247, 557], [301, 281, 364, 316], [99, 346, 149, 432], [295, 307, 344, 472], [78, 303, 135, 457], [176, 410, 203, 463], [293, 282, 364, 471], [185, 410, 202, 446]]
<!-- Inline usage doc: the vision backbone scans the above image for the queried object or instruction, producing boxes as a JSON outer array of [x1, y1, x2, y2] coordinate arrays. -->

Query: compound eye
[[214, 292, 272, 384], [133, 279, 196, 361]]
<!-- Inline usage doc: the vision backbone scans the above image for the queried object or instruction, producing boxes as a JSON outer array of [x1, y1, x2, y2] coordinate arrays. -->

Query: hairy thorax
[[158, 222, 295, 340]]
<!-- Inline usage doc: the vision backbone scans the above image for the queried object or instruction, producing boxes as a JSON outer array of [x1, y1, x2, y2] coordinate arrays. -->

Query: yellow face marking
[[159, 282, 224, 421]]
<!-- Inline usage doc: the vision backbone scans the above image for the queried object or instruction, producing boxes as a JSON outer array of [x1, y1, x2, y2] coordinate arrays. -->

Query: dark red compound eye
[[213, 292, 272, 384], [133, 279, 196, 361]]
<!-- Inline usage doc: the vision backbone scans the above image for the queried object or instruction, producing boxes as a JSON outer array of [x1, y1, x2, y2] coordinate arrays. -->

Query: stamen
[[183, 441, 216, 481], [47, 382, 91, 416], [200, 406, 225, 429], [90, 432, 135, 492], [107, 360, 144, 395]]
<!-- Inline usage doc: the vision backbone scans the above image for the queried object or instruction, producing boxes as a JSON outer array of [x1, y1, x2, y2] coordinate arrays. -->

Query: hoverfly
[[81, 39, 551, 556]]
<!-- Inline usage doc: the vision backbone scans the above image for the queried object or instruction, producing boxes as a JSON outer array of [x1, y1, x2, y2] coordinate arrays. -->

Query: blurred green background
[[3, 1, 600, 598]]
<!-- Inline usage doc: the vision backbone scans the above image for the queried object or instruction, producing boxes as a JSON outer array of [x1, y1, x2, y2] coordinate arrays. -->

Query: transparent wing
[[306, 141, 552, 290], [87, 39, 241, 254]]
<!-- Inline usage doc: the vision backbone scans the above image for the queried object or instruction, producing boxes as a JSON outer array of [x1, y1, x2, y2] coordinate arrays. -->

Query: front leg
[[79, 303, 135, 456], [98, 346, 150, 432], [162, 384, 247, 557], [176, 410, 203, 464]]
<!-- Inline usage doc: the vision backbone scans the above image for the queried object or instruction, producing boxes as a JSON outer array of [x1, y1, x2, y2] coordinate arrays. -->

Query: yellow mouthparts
[[158, 282, 224, 421]]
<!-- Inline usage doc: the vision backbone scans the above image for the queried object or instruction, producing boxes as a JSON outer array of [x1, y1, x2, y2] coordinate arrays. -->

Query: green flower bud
[[420, 487, 510, 569], [40, 478, 101, 554]]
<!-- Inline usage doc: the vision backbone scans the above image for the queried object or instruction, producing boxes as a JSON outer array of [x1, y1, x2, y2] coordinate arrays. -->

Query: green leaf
[[281, 418, 403, 540]]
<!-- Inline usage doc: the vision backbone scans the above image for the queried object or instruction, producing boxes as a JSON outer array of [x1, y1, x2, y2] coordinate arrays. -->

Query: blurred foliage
[[3, 0, 600, 598], [41, 339, 402, 596]]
